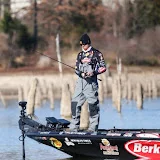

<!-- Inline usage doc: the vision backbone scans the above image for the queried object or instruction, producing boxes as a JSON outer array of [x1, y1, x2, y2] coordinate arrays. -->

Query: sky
[[10, 0, 41, 17]]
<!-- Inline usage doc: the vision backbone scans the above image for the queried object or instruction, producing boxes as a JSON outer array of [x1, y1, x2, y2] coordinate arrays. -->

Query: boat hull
[[25, 130, 160, 159], [19, 116, 160, 160]]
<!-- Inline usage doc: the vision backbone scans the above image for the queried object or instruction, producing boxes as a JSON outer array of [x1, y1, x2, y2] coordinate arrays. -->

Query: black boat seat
[[46, 117, 58, 126], [58, 119, 70, 127], [46, 117, 70, 129]]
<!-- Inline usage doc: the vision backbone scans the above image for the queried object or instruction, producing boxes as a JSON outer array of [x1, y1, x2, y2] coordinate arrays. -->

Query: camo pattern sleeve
[[75, 52, 82, 77], [94, 50, 106, 75]]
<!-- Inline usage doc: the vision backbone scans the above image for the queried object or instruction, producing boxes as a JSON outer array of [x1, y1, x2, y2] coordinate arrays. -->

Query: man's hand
[[81, 72, 86, 78], [81, 72, 93, 78], [85, 72, 94, 77]]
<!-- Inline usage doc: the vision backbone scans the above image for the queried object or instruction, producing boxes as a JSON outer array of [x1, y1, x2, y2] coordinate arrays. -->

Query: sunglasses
[[80, 43, 89, 46]]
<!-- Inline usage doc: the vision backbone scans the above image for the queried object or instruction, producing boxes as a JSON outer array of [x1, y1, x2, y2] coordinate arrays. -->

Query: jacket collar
[[82, 46, 92, 53]]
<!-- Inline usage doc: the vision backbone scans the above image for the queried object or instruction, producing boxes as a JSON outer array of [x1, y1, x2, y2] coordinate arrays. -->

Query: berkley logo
[[125, 140, 160, 159]]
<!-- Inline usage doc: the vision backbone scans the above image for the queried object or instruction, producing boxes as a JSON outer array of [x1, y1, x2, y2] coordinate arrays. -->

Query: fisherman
[[69, 33, 107, 132]]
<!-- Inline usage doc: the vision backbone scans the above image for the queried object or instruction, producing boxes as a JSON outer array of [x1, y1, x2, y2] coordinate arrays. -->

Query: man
[[69, 33, 106, 132]]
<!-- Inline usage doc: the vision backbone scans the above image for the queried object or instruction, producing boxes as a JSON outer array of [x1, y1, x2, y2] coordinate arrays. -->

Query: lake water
[[0, 97, 160, 160]]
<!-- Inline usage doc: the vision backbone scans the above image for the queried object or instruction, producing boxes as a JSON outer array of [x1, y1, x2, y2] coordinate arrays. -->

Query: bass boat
[[18, 101, 160, 160]]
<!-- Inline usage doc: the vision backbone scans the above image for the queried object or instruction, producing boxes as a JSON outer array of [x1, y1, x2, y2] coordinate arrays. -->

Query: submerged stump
[[26, 78, 38, 116], [80, 102, 89, 130], [60, 81, 72, 120]]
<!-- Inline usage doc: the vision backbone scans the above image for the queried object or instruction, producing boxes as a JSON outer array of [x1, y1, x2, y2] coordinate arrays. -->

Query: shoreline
[[0, 66, 160, 107], [0, 65, 159, 75]]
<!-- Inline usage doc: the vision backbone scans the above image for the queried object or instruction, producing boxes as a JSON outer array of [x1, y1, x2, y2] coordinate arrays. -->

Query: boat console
[[46, 117, 70, 130]]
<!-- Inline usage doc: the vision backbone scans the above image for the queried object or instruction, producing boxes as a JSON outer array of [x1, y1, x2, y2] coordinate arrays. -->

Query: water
[[0, 98, 160, 160]]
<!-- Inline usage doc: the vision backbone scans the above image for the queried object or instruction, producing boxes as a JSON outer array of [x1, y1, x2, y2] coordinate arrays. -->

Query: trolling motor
[[19, 101, 27, 160]]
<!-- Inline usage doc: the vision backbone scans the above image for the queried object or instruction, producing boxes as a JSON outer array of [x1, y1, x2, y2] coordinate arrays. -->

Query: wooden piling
[[68, 77, 75, 96], [116, 57, 122, 76], [35, 85, 42, 108], [132, 84, 137, 101], [26, 78, 38, 116], [112, 76, 121, 112], [127, 80, 132, 100], [147, 80, 152, 98], [80, 102, 89, 130], [112, 77, 117, 106], [101, 72, 108, 97], [122, 79, 127, 99], [48, 82, 55, 109], [152, 79, 157, 98], [40, 79, 48, 100], [0, 90, 6, 107], [136, 82, 143, 110], [117, 76, 121, 113], [60, 80, 72, 119], [18, 85, 23, 102], [142, 81, 147, 99], [98, 74, 104, 104]]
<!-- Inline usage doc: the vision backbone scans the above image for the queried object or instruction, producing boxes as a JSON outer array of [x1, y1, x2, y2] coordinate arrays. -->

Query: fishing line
[[36, 50, 102, 81]]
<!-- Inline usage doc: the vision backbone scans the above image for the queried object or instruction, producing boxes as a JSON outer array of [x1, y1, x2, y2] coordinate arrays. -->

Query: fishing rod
[[36, 50, 75, 70], [36, 50, 102, 81]]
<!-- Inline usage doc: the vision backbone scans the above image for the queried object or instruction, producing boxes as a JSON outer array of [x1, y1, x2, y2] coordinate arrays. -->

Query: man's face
[[81, 44, 90, 50]]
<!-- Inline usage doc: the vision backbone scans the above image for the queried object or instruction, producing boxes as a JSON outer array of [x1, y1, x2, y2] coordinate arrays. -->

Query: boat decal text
[[65, 131, 87, 135], [39, 131, 50, 134], [34, 136, 47, 140], [106, 133, 121, 136], [64, 137, 92, 146], [100, 139, 119, 155], [125, 140, 160, 159], [123, 133, 133, 137], [136, 133, 160, 138], [64, 138, 75, 146]]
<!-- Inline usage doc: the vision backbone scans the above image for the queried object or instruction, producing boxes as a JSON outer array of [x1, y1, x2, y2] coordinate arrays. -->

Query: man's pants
[[69, 80, 100, 131]]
